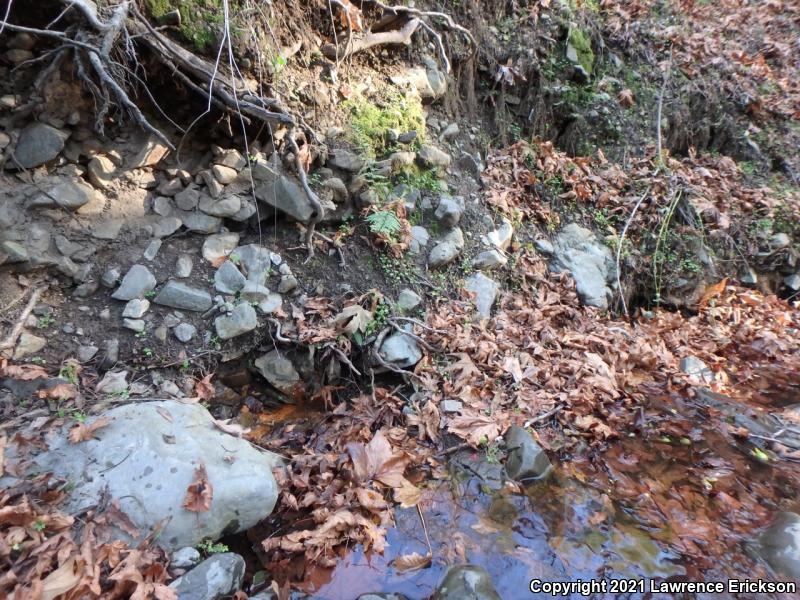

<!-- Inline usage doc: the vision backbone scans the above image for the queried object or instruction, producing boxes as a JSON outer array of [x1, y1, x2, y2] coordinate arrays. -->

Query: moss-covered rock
[[566, 26, 594, 75], [342, 91, 426, 159], [144, 0, 225, 51]]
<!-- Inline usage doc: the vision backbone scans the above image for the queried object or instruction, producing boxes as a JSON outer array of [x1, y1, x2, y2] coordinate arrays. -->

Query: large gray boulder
[[433, 565, 502, 600], [255, 176, 314, 223], [1, 401, 281, 551], [169, 553, 245, 600], [11, 122, 69, 168], [757, 512, 800, 578], [551, 223, 615, 309]]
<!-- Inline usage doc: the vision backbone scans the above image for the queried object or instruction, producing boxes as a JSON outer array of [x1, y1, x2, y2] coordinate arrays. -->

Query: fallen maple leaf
[[332, 304, 373, 336], [183, 462, 213, 512], [618, 88, 635, 107], [37, 382, 78, 401], [41, 556, 82, 600], [193, 374, 215, 401], [68, 417, 111, 444], [393, 552, 432, 572], [447, 412, 501, 446], [698, 278, 728, 308]]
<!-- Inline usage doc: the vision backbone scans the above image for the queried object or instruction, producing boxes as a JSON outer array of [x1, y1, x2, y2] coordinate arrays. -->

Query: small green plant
[[33, 520, 46, 532], [268, 53, 287, 77], [196, 539, 229, 555], [365, 210, 402, 238], [180, 358, 191, 372], [365, 300, 390, 337], [343, 90, 426, 158], [229, 253, 241, 265], [397, 167, 444, 192], [135, 331, 147, 339], [36, 314, 55, 329], [142, 347, 154, 358], [72, 410, 87, 423], [144, 291, 157, 299], [30, 357, 46, 365], [377, 253, 415, 287], [210, 336, 222, 350], [58, 364, 79, 385], [484, 442, 502, 464], [509, 123, 523, 142]]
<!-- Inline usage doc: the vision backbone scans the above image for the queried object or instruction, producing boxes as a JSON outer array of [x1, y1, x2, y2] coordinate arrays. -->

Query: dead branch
[[0, 286, 47, 357], [285, 131, 325, 261], [322, 17, 420, 62]]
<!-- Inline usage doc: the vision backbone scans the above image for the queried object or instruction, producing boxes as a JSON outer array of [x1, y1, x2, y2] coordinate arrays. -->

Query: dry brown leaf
[[183, 462, 213, 512], [698, 278, 729, 308], [355, 488, 388, 512], [37, 382, 78, 401], [41, 556, 82, 600], [212, 419, 249, 437], [332, 304, 373, 336], [68, 417, 111, 444], [156, 406, 173, 422], [0, 433, 6, 478], [193, 374, 215, 401], [393, 552, 432, 572], [393, 480, 421, 508], [0, 358, 48, 380], [618, 88, 635, 107], [447, 412, 501, 446]]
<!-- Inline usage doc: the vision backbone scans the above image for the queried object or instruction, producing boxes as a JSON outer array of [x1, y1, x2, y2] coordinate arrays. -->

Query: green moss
[[144, 0, 225, 51], [567, 27, 595, 75], [343, 91, 426, 159]]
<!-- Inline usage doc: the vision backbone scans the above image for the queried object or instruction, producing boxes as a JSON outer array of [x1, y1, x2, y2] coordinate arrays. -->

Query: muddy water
[[244, 385, 800, 599]]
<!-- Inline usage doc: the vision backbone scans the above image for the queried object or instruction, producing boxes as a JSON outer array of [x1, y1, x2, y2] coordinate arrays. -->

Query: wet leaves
[[183, 462, 213, 513], [68, 417, 111, 444]]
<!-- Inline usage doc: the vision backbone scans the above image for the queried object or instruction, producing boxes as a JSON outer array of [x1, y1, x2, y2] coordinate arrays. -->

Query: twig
[[615, 186, 650, 317], [523, 404, 564, 428], [329, 345, 361, 376], [266, 318, 292, 343], [435, 441, 470, 457], [655, 53, 672, 171], [286, 131, 325, 262], [0, 286, 46, 356], [372, 327, 417, 378], [388, 321, 435, 352], [388, 317, 443, 334]]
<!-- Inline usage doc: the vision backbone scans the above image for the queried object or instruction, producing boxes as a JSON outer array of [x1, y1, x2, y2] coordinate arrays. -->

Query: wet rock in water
[[255, 175, 314, 223], [680, 356, 714, 384], [12, 122, 68, 168], [174, 323, 197, 343], [13, 332, 46, 359], [379, 329, 422, 369], [472, 249, 507, 271], [155, 281, 213, 312], [202, 233, 240, 264], [757, 512, 800, 579], [111, 265, 156, 301], [504, 425, 552, 482], [396, 288, 422, 311], [214, 303, 258, 340], [551, 223, 615, 310], [169, 553, 245, 600], [254, 350, 301, 395], [465, 273, 499, 318], [417, 145, 452, 169], [433, 565, 502, 600], [214, 261, 246, 294], [0, 401, 280, 551], [122, 299, 150, 319], [170, 546, 201, 569], [435, 195, 465, 228], [428, 227, 464, 268]]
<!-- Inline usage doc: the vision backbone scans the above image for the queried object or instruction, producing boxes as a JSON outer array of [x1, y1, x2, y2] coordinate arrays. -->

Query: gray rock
[[157, 178, 183, 197], [551, 223, 615, 309], [151, 216, 183, 239], [394, 65, 446, 101], [13, 332, 46, 359], [485, 218, 514, 251], [440, 123, 459, 141], [143, 239, 162, 261], [174, 323, 197, 343], [391, 183, 421, 213], [87, 155, 116, 189], [128, 135, 169, 169], [111, 265, 156, 300], [91, 219, 124, 240], [757, 512, 800, 579], [504, 425, 552, 481], [54, 235, 82, 258], [123, 299, 150, 319], [12, 123, 68, 168], [77, 345, 99, 363], [740, 267, 758, 286], [169, 553, 245, 600], [41, 179, 96, 211], [214, 148, 247, 170], [202, 233, 240, 264], [473, 249, 507, 271], [680, 356, 714, 384], [154, 281, 213, 312], [182, 212, 222, 234], [433, 565, 502, 600], [171, 547, 201, 569], [100, 338, 119, 370], [784, 273, 800, 291], [175, 187, 200, 211], [428, 227, 464, 268], [1, 241, 28, 263], [435, 195, 464, 228], [254, 350, 301, 395], [379, 330, 422, 369], [534, 239, 554, 255], [214, 303, 258, 340], [153, 196, 174, 216], [358, 595, 409, 600], [396, 289, 422, 311], [465, 273, 499, 318], [441, 399, 463, 413], [417, 145, 451, 169], [214, 261, 246, 294], [328, 150, 365, 172], [231, 244, 272, 283], [199, 194, 242, 218], [278, 275, 298, 294], [1, 401, 279, 551], [229, 199, 257, 222], [212, 164, 238, 185], [255, 176, 314, 223], [771, 232, 792, 249], [323, 177, 349, 204], [123, 318, 145, 333], [457, 153, 484, 177], [175, 255, 193, 278]]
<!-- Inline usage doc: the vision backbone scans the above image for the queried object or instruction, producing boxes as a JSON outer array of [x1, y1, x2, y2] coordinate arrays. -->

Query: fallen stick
[[0, 286, 47, 357]]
